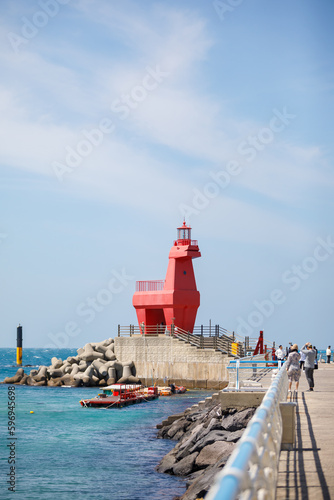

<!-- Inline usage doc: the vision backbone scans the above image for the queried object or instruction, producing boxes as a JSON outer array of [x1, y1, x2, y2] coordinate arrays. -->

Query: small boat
[[169, 383, 187, 394], [157, 384, 187, 396], [158, 386, 172, 396], [80, 384, 159, 408]]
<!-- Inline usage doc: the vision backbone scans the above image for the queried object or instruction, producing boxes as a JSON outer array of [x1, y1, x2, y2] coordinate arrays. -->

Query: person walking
[[301, 343, 316, 391], [285, 344, 301, 392], [326, 346, 331, 364]]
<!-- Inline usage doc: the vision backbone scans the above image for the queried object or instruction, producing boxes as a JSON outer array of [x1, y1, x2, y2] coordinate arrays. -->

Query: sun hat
[[291, 344, 298, 350]]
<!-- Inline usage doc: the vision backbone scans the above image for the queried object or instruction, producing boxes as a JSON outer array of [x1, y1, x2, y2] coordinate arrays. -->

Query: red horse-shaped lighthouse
[[132, 221, 201, 333]]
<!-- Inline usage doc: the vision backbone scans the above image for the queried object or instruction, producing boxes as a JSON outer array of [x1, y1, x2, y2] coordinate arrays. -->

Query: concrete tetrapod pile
[[156, 395, 256, 500], [2, 338, 140, 387]]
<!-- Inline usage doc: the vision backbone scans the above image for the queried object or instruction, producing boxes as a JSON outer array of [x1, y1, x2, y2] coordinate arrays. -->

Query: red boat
[[80, 384, 159, 408]]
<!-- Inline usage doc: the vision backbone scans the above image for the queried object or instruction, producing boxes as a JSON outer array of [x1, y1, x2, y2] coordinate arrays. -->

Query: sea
[[0, 348, 216, 500]]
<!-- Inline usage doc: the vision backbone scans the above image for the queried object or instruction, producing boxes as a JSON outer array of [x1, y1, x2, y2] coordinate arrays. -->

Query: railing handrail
[[206, 365, 288, 500], [135, 280, 165, 292], [117, 324, 273, 359]]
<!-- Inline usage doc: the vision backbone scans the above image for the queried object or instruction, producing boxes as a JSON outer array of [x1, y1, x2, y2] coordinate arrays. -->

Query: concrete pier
[[276, 363, 334, 499], [114, 335, 230, 388]]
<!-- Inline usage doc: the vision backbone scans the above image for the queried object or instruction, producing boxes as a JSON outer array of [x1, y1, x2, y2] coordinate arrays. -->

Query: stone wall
[[114, 335, 230, 389]]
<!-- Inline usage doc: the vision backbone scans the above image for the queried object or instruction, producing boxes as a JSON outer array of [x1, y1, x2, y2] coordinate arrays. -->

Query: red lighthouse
[[133, 221, 201, 333]]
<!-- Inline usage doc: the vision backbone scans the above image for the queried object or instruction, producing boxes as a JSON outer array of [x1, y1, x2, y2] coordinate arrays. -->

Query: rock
[[156, 449, 177, 474], [180, 464, 224, 500], [226, 429, 244, 442], [187, 430, 230, 456], [195, 441, 235, 469], [167, 418, 189, 440], [172, 452, 199, 477], [221, 408, 255, 432], [175, 423, 208, 460], [106, 378, 116, 385], [30, 369, 38, 377]]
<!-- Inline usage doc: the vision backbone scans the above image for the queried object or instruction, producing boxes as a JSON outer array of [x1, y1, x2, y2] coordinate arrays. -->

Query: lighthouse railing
[[135, 280, 165, 292]]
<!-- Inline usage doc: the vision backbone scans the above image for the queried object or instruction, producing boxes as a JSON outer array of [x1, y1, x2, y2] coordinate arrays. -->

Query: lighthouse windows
[[183, 271, 187, 275]]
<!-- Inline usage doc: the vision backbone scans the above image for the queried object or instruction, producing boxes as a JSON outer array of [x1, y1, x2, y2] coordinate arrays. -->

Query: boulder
[[180, 463, 225, 500], [172, 452, 199, 477], [167, 418, 189, 440], [156, 449, 177, 474], [195, 441, 235, 469], [221, 408, 255, 432]]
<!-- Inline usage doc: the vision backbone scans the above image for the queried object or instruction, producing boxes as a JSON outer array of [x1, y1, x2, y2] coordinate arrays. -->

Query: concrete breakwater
[[2, 338, 139, 387], [156, 394, 256, 500], [114, 335, 230, 389]]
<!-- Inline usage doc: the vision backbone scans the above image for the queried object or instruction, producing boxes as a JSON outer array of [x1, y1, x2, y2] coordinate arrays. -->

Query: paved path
[[276, 363, 334, 499]]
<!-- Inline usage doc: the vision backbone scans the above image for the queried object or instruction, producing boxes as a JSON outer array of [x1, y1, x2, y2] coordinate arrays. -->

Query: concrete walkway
[[276, 363, 334, 499]]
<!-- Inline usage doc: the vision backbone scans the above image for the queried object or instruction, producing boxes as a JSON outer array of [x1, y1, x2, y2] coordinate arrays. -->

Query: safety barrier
[[206, 365, 288, 500], [224, 356, 283, 391]]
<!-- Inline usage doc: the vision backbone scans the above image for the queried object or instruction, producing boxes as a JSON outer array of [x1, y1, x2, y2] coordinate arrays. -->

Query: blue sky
[[1, 0, 333, 350]]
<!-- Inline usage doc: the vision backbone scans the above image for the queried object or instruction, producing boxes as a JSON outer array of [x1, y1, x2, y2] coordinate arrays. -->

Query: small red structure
[[132, 221, 201, 333]]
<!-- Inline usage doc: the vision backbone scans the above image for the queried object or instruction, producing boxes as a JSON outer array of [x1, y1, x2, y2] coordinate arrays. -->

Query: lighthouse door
[[145, 309, 165, 330]]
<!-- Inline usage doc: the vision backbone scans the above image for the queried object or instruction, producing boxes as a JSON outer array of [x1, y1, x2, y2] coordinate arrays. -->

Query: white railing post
[[236, 359, 240, 391]]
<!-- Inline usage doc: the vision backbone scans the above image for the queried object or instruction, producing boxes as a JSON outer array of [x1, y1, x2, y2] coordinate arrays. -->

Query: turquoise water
[[0, 349, 214, 499]]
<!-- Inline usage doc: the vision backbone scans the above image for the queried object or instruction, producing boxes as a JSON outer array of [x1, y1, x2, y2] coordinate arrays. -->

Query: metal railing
[[206, 365, 288, 500], [173, 239, 198, 246], [224, 354, 282, 391], [117, 324, 245, 356], [117, 324, 275, 359], [135, 280, 165, 292]]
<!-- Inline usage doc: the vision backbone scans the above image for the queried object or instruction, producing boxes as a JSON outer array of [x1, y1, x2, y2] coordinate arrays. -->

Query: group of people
[[276, 343, 317, 392]]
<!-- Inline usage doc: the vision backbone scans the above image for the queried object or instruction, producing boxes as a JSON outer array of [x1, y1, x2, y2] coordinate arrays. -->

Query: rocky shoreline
[[156, 393, 255, 500], [2, 338, 140, 387]]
